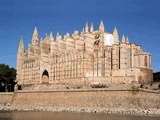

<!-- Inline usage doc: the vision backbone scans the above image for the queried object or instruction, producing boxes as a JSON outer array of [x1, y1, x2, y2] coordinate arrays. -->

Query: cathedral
[[16, 21, 153, 86]]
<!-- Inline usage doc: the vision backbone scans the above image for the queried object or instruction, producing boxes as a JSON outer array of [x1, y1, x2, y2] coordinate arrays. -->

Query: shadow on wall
[[153, 72, 160, 82]]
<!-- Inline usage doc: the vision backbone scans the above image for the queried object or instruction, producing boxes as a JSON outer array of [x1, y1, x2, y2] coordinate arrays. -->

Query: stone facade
[[16, 21, 153, 85]]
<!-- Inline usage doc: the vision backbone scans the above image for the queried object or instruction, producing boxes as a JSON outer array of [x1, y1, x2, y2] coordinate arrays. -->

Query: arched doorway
[[42, 70, 49, 84]]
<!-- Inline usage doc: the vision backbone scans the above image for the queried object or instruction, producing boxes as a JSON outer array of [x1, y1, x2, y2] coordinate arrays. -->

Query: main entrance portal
[[42, 70, 49, 84]]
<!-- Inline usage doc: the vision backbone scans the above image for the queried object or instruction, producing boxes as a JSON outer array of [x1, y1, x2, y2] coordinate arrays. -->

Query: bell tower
[[16, 36, 25, 84]]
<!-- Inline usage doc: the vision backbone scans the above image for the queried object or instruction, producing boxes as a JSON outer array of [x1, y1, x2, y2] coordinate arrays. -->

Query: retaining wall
[[0, 93, 14, 105], [11, 90, 159, 110], [0, 90, 159, 113]]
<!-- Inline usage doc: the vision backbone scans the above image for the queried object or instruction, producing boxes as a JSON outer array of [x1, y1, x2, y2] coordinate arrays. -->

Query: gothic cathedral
[[16, 21, 153, 86]]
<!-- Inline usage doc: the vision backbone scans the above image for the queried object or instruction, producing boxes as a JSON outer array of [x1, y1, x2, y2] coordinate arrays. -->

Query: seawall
[[0, 89, 160, 116]]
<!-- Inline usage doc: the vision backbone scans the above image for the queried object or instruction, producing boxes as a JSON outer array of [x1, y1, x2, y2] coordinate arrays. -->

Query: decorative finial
[[113, 26, 119, 44], [122, 35, 125, 43], [32, 27, 39, 45], [90, 23, 94, 32], [126, 36, 129, 44], [33, 27, 38, 37], [85, 21, 89, 32], [74, 30, 79, 35], [66, 32, 70, 38], [50, 31, 54, 41], [81, 28, 85, 35], [99, 20, 105, 31], [18, 36, 24, 52]]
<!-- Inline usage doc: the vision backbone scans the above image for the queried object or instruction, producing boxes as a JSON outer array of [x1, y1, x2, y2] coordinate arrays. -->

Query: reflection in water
[[0, 111, 159, 120]]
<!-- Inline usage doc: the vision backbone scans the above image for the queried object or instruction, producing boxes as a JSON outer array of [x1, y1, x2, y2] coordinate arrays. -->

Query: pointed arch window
[[127, 49, 131, 68], [144, 56, 147, 67]]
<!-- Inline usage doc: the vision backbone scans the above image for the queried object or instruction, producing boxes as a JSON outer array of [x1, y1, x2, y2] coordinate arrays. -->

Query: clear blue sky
[[0, 0, 160, 72]]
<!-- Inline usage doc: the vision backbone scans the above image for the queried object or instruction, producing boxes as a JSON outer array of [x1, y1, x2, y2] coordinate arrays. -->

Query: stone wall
[[0, 93, 13, 105], [11, 90, 159, 110]]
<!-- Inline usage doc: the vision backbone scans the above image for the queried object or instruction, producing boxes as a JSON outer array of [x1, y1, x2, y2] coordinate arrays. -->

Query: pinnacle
[[85, 21, 89, 32], [114, 26, 118, 32], [122, 35, 126, 43], [90, 23, 94, 32], [33, 27, 38, 37], [126, 37, 129, 44], [99, 20, 105, 31], [50, 31, 54, 41], [113, 26, 118, 35], [18, 37, 24, 52], [32, 27, 39, 45]]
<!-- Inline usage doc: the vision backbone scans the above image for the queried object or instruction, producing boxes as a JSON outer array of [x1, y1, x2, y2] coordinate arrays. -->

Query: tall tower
[[16, 37, 25, 84], [32, 27, 39, 46]]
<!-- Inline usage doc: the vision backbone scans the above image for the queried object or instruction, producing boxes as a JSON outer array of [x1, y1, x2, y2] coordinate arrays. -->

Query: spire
[[81, 28, 85, 35], [32, 27, 39, 45], [122, 35, 125, 43], [125, 36, 129, 44], [33, 27, 38, 36], [85, 21, 89, 32], [56, 32, 62, 40], [74, 30, 79, 35], [82, 28, 84, 32], [99, 20, 105, 31], [18, 36, 24, 53], [56, 32, 59, 41], [49, 31, 54, 41], [66, 32, 70, 38], [113, 26, 119, 44], [90, 23, 94, 32]]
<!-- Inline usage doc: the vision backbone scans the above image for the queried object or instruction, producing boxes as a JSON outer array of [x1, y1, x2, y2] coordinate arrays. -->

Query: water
[[0, 111, 159, 120]]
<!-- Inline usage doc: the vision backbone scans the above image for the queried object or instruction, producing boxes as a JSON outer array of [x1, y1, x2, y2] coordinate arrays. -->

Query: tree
[[0, 64, 17, 92]]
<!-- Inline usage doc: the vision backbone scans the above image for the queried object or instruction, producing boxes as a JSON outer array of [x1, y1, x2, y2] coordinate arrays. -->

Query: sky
[[0, 0, 159, 72]]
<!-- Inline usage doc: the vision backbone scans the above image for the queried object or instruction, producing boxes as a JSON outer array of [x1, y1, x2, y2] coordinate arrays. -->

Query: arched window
[[127, 49, 131, 68], [144, 56, 147, 67]]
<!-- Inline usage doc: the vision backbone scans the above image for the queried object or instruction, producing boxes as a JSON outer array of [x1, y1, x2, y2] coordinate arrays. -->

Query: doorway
[[42, 70, 49, 84]]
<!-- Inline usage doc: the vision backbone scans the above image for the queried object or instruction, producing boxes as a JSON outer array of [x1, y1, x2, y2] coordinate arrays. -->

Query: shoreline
[[0, 106, 160, 117]]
